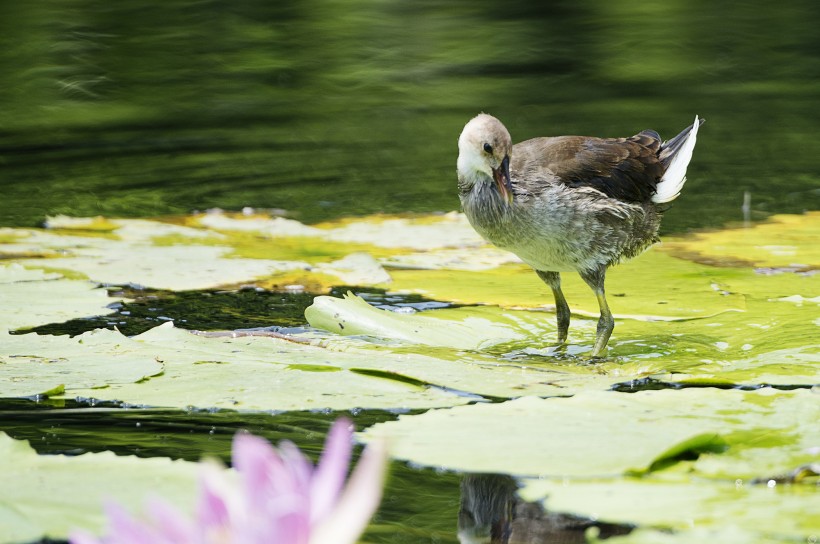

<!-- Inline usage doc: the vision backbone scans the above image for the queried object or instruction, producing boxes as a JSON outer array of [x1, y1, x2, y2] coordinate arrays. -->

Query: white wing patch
[[652, 115, 700, 204]]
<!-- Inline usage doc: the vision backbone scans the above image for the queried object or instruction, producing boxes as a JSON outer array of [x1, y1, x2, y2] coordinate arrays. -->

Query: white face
[[457, 130, 493, 180], [456, 114, 512, 187]]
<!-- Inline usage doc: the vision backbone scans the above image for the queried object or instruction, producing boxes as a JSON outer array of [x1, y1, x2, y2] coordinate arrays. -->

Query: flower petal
[[145, 498, 197, 543], [68, 530, 103, 544], [310, 418, 353, 524], [309, 438, 388, 544], [196, 460, 234, 532], [101, 501, 159, 544]]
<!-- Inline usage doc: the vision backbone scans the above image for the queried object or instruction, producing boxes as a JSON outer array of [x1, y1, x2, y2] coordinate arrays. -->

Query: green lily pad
[[0, 432, 199, 544], [360, 388, 819, 479], [0, 328, 164, 398], [664, 211, 820, 271], [49, 322, 622, 409], [520, 477, 819, 542], [3, 221, 308, 291], [595, 526, 793, 544], [0, 264, 119, 332], [305, 292, 530, 350]]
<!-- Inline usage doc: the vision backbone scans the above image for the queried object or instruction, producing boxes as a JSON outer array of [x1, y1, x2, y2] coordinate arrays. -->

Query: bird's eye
[[483, 143, 493, 154]]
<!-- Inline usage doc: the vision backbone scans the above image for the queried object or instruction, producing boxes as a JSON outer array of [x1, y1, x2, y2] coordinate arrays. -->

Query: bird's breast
[[461, 182, 656, 272]]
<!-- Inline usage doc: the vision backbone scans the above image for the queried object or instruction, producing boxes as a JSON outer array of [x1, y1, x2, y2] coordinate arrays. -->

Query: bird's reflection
[[458, 474, 632, 543]]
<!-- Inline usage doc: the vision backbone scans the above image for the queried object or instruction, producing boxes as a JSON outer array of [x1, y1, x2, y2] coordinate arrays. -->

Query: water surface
[[2, 1, 818, 230]]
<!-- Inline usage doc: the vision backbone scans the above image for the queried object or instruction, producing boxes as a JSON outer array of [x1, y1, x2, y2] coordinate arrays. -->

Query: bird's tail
[[652, 115, 704, 204]]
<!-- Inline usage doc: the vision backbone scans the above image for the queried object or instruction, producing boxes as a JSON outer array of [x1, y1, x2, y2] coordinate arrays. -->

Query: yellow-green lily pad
[[0, 432, 198, 544], [360, 388, 819, 479], [663, 212, 820, 270], [0, 264, 120, 332], [0, 328, 164, 398], [520, 477, 818, 542]]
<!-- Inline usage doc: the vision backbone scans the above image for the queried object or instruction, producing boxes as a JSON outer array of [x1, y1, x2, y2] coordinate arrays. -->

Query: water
[[2, 1, 819, 542], [2, 1, 819, 231]]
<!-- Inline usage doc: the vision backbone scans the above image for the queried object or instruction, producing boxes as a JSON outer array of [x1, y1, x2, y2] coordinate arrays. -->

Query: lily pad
[[0, 264, 120, 332], [0, 328, 164, 398], [3, 222, 308, 291], [0, 432, 199, 544], [520, 477, 819, 542], [49, 322, 622, 409], [305, 292, 530, 350], [359, 388, 819, 479], [663, 211, 820, 271]]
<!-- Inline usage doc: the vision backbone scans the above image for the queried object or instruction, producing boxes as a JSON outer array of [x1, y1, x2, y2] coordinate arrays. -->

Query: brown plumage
[[457, 113, 702, 356]]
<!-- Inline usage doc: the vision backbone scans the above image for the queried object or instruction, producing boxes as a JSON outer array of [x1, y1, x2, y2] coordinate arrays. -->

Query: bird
[[457, 113, 702, 356]]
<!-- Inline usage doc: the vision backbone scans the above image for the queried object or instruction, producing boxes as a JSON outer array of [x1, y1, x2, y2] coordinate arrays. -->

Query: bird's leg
[[535, 270, 570, 344], [579, 266, 614, 357]]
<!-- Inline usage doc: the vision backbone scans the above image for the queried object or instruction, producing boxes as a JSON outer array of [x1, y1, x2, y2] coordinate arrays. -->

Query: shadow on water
[[12, 285, 462, 337]]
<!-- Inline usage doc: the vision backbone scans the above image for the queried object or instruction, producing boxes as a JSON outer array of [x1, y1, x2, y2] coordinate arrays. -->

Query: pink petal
[[309, 438, 388, 544], [232, 432, 284, 502], [196, 462, 233, 531], [309, 418, 353, 524], [101, 501, 159, 544], [278, 440, 314, 492], [68, 530, 103, 544], [232, 431, 312, 540], [144, 498, 196, 543]]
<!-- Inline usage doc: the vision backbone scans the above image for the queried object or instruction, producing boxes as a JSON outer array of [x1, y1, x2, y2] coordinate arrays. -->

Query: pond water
[[1, 1, 819, 543]]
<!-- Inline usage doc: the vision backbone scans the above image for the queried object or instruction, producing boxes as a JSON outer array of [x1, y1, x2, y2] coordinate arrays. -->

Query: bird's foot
[[589, 344, 608, 358]]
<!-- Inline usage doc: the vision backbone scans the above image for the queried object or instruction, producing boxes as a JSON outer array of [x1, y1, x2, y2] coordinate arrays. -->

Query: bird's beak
[[492, 156, 513, 203]]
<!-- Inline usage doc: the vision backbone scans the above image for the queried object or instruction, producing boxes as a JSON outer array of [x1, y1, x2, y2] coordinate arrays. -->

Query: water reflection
[[459, 474, 632, 543]]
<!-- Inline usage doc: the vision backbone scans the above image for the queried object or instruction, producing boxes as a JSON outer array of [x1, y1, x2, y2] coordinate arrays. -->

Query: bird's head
[[457, 113, 514, 203]]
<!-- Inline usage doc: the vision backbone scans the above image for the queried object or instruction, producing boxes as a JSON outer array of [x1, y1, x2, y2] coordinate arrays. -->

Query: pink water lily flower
[[70, 418, 387, 544]]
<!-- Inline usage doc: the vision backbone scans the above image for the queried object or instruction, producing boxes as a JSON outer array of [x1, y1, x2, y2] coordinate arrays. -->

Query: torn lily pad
[[305, 292, 528, 350]]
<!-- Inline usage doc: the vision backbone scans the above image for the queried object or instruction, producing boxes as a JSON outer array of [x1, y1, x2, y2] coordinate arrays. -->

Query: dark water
[[2, 1, 819, 231], [2, 1, 820, 542]]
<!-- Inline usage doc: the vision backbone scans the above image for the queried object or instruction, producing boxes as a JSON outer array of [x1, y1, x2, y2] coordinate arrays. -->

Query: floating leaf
[[0, 432, 199, 544], [0, 328, 164, 398], [520, 476, 818, 542], [6, 224, 307, 290], [663, 212, 820, 271], [360, 389, 819, 479], [0, 264, 120, 332], [305, 292, 529, 350]]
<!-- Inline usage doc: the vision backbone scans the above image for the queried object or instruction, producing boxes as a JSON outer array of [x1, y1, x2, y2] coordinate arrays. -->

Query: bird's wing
[[511, 131, 664, 202]]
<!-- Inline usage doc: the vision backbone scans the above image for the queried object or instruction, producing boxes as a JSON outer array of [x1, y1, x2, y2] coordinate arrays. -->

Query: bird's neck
[[459, 173, 514, 232]]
